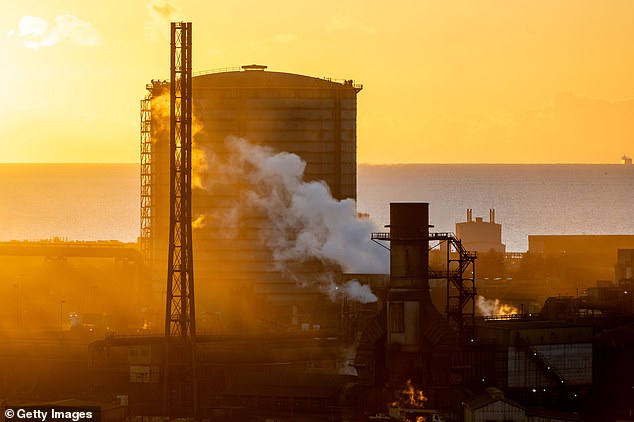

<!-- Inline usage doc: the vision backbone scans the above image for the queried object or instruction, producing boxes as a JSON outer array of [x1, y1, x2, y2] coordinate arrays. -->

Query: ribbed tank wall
[[147, 70, 361, 328], [191, 73, 358, 200]]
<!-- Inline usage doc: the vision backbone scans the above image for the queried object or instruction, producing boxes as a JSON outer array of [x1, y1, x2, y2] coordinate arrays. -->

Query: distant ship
[[622, 154, 632, 165]]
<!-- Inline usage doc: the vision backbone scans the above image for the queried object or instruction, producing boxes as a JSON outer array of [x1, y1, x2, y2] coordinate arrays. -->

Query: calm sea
[[1, 163, 632, 251], [358, 164, 634, 251], [0, 164, 139, 243]]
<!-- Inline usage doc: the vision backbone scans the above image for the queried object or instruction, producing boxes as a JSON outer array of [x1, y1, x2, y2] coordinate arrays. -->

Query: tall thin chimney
[[490, 208, 495, 223]]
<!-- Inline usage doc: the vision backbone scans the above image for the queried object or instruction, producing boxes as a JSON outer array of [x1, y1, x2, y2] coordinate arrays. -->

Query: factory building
[[475, 322, 593, 388], [141, 65, 363, 328], [528, 235, 634, 256], [463, 388, 584, 422], [463, 387, 526, 422], [526, 235, 634, 286], [456, 209, 506, 254]]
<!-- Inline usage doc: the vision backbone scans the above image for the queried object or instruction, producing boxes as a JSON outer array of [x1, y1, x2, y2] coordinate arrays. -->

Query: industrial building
[[456, 209, 505, 254], [141, 64, 362, 330], [463, 387, 585, 422], [528, 235, 634, 257], [525, 235, 634, 286]]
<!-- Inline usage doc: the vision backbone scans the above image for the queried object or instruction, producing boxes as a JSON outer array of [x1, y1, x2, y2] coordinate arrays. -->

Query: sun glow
[[2, 1, 633, 164]]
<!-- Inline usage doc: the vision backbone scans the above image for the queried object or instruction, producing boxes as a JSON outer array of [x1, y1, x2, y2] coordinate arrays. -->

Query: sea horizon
[[1, 163, 633, 252]]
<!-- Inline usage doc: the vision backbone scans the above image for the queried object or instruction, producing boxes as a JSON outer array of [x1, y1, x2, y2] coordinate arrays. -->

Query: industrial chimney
[[385, 203, 458, 390]]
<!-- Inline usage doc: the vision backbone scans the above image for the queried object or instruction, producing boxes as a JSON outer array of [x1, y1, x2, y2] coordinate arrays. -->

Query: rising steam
[[476, 295, 519, 316], [223, 136, 388, 275], [144, 0, 183, 41], [326, 279, 378, 304], [193, 136, 387, 303]]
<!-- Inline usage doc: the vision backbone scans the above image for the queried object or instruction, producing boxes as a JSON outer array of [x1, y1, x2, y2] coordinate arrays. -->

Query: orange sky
[[1, 0, 633, 164]]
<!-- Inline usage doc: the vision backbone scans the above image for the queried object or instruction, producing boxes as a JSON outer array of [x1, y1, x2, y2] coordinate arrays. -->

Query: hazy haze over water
[[0, 164, 139, 242], [358, 164, 634, 251], [0, 163, 633, 251]]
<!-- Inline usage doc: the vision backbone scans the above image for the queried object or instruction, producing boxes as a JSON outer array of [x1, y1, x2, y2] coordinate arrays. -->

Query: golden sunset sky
[[1, 0, 633, 164]]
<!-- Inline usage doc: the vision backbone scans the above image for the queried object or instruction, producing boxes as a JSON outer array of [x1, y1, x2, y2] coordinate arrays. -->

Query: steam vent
[[140, 65, 363, 329]]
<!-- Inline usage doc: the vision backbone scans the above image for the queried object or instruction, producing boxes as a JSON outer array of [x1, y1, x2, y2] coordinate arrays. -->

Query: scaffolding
[[372, 231, 477, 343], [429, 233, 477, 343], [140, 89, 153, 274]]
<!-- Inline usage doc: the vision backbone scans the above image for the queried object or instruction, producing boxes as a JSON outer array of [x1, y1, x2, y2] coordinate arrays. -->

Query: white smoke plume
[[10, 15, 100, 49], [144, 0, 183, 41], [476, 295, 519, 316], [339, 346, 359, 376], [194, 136, 387, 303], [326, 279, 378, 304], [223, 136, 388, 275]]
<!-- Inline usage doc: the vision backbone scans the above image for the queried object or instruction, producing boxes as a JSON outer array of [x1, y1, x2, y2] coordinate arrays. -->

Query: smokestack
[[467, 208, 473, 222], [385, 202, 458, 390], [490, 208, 495, 223], [389, 203, 430, 290]]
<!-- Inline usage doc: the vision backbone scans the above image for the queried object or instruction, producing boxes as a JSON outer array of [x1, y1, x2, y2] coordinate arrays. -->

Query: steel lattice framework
[[140, 91, 152, 277], [431, 233, 477, 343], [163, 21, 197, 418], [371, 231, 477, 343]]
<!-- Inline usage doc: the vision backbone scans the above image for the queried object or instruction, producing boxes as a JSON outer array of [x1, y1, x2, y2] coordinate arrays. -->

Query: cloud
[[144, 0, 183, 41], [10, 15, 100, 49], [326, 13, 375, 34]]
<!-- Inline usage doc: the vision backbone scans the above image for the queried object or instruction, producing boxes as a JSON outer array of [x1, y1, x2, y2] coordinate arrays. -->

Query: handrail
[[321, 77, 363, 89], [193, 67, 241, 77], [192, 67, 363, 89], [371, 232, 390, 240], [516, 336, 566, 385]]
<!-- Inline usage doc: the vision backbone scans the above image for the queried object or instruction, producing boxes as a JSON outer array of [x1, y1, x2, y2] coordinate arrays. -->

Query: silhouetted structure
[[162, 21, 197, 418], [140, 63, 363, 330], [456, 209, 506, 254], [371, 203, 476, 393]]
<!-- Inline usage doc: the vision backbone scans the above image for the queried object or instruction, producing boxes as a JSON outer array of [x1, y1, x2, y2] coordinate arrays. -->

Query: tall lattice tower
[[163, 21, 197, 418]]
